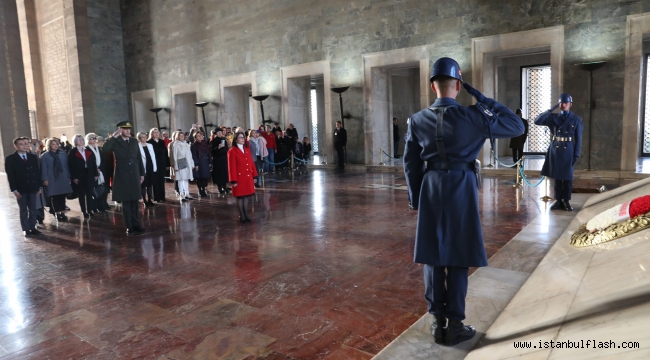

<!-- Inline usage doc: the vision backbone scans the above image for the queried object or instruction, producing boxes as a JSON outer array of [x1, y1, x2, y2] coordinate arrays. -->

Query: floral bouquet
[[571, 195, 650, 247]]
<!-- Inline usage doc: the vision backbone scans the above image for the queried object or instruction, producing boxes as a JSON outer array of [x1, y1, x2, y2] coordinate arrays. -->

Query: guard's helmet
[[559, 93, 573, 103], [430, 57, 462, 83]]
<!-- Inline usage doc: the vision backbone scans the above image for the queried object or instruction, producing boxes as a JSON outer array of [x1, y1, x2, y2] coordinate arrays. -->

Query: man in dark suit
[[5, 137, 43, 237], [393, 118, 400, 158], [334, 121, 347, 170], [103, 121, 147, 235], [404, 57, 524, 346], [509, 109, 528, 162]]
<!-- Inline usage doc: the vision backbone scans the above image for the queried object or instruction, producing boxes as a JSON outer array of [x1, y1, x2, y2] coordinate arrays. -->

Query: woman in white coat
[[137, 132, 158, 207], [170, 131, 194, 201]]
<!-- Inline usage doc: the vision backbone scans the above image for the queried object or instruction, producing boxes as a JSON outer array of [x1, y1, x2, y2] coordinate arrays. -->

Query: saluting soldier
[[403, 57, 524, 346], [103, 121, 147, 235], [534, 94, 583, 211]]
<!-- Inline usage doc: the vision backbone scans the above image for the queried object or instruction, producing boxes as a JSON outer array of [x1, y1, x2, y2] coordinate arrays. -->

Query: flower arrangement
[[586, 195, 650, 232], [571, 195, 650, 248]]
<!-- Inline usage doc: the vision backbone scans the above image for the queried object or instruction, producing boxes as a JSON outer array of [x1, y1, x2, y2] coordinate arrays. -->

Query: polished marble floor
[[0, 170, 551, 359]]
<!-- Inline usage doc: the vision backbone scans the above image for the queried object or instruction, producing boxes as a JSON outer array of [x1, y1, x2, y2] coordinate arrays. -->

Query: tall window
[[522, 65, 552, 153], [641, 54, 650, 155], [310, 88, 319, 153]]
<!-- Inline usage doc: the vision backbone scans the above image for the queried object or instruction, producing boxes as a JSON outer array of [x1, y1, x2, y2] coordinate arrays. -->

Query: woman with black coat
[[210, 129, 229, 194], [86, 133, 109, 212], [68, 134, 98, 219], [147, 128, 170, 202], [191, 132, 212, 197]]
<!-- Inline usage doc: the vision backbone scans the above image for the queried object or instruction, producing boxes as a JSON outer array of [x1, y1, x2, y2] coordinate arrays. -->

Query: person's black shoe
[[145, 201, 155, 208], [133, 227, 147, 234], [186, 195, 195, 200], [65, 206, 71, 211], [239, 217, 247, 223], [563, 200, 573, 211], [199, 191, 207, 198], [445, 320, 476, 346], [550, 200, 566, 210], [83, 213, 91, 219], [430, 314, 447, 345], [23, 230, 32, 237], [30, 229, 42, 235], [245, 217, 252, 223], [37, 220, 44, 225], [126, 228, 135, 235]]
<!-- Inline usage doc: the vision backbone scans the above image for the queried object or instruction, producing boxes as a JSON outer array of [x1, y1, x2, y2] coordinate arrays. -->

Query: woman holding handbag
[[138, 132, 158, 207], [86, 133, 108, 212], [170, 131, 194, 201], [68, 134, 98, 219], [41, 138, 73, 221], [228, 132, 258, 222]]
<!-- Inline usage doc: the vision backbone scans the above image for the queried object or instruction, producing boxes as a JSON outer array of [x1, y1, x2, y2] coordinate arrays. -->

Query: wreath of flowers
[[571, 195, 650, 247]]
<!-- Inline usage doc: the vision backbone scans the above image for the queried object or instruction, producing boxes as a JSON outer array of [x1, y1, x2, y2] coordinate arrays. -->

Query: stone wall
[[86, 0, 128, 138], [118, 0, 650, 167]]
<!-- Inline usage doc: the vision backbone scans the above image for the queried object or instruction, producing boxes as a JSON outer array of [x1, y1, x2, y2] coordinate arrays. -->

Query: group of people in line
[[5, 121, 313, 236]]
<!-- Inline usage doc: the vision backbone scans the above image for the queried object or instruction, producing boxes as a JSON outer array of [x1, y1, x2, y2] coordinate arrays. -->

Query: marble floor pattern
[[0, 170, 551, 359]]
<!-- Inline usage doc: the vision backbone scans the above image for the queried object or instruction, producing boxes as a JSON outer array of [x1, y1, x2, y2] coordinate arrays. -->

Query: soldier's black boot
[[430, 314, 447, 344], [562, 200, 573, 211], [445, 319, 476, 346], [550, 200, 565, 210]]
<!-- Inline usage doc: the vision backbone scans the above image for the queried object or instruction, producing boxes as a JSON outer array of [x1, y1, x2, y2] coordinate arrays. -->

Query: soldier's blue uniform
[[403, 57, 524, 346], [534, 94, 583, 209]]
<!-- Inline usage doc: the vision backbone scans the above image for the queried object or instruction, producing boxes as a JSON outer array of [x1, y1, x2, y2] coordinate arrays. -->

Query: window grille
[[310, 89, 319, 153], [642, 55, 650, 155], [522, 66, 552, 153]]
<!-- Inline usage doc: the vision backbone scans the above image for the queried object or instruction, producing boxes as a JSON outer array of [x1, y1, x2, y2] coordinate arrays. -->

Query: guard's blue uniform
[[534, 110, 583, 200], [403, 96, 523, 319]]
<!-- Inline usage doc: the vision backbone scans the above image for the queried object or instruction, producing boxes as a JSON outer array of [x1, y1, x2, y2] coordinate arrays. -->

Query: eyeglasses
[[89, 137, 97, 140]]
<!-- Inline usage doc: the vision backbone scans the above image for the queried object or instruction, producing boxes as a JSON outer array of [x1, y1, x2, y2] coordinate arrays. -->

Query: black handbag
[[93, 184, 106, 198]]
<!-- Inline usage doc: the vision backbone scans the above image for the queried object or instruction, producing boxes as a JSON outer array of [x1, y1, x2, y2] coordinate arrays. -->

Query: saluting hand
[[550, 103, 560, 112], [462, 83, 487, 103]]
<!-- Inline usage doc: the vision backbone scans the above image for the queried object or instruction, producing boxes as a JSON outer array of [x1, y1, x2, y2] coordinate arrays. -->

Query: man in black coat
[[5, 137, 43, 236], [286, 123, 298, 142], [334, 121, 347, 170], [103, 121, 146, 235], [509, 109, 528, 162], [393, 118, 400, 158]]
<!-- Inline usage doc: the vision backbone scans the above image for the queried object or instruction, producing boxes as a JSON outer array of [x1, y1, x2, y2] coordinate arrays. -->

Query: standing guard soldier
[[403, 57, 524, 346], [534, 94, 583, 211], [103, 121, 147, 235]]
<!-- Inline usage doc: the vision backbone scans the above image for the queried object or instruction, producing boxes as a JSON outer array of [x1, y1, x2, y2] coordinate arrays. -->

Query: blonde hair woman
[[41, 138, 73, 221], [170, 131, 194, 200], [137, 132, 158, 206], [68, 134, 98, 219]]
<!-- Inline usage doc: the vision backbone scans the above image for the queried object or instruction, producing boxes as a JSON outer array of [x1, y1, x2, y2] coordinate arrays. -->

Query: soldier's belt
[[426, 161, 474, 171], [553, 136, 572, 142]]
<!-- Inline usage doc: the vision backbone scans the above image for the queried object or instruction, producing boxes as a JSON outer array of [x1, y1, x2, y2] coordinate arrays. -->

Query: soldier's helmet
[[559, 93, 573, 103], [430, 57, 462, 83]]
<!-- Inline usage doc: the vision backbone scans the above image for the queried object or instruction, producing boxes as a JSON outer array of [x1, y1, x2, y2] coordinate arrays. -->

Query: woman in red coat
[[228, 132, 259, 222]]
